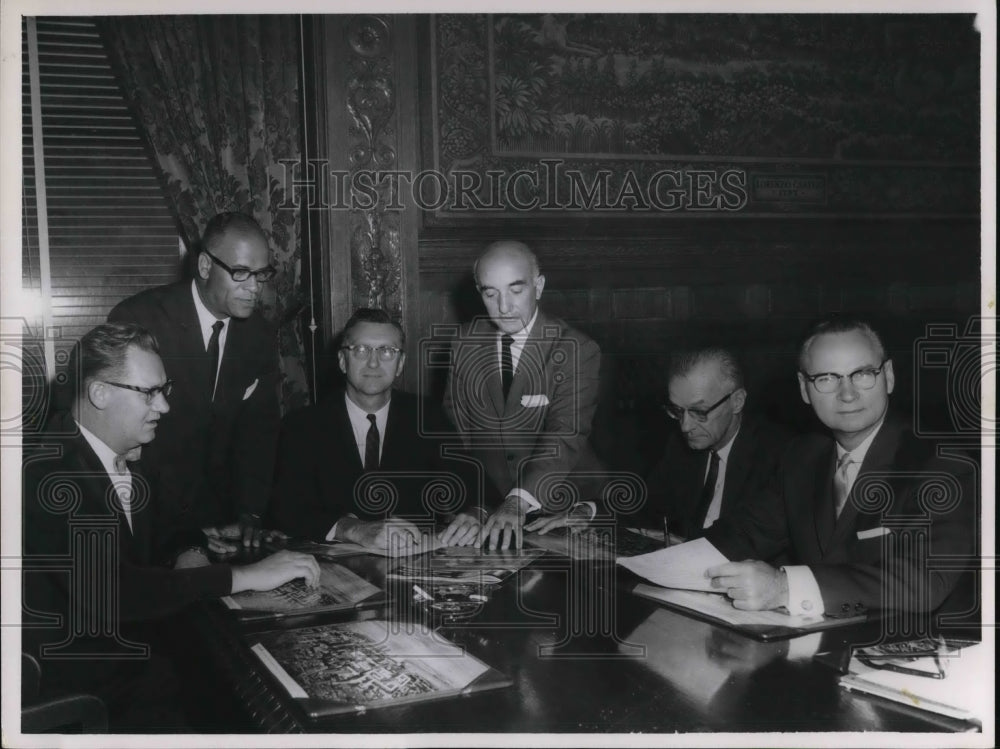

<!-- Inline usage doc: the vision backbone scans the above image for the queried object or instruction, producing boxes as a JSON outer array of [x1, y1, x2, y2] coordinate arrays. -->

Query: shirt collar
[[75, 419, 126, 477], [344, 391, 391, 422], [714, 424, 740, 463], [191, 279, 229, 338], [836, 415, 886, 465]]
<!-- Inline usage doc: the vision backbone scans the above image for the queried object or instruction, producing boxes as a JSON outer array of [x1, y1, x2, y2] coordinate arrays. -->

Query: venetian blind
[[22, 17, 181, 356]]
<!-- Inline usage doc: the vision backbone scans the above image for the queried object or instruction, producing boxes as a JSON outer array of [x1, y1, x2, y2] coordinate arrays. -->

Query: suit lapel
[[812, 445, 838, 555], [504, 316, 555, 418], [829, 420, 902, 548], [333, 395, 365, 472], [719, 422, 753, 516], [127, 461, 153, 564], [164, 283, 213, 405]]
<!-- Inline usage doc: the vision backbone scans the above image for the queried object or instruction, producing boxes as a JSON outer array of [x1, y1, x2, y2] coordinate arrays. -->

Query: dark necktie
[[694, 450, 720, 530], [207, 320, 224, 400], [501, 335, 514, 399], [364, 413, 380, 471]]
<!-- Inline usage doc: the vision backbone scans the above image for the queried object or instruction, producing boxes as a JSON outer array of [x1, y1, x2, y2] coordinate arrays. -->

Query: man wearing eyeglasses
[[269, 308, 484, 550], [638, 348, 790, 540], [109, 212, 281, 554], [22, 323, 319, 729], [701, 318, 974, 618]]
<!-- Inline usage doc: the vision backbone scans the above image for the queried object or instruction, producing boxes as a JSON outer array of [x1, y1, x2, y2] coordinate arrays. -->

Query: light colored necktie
[[833, 453, 857, 518]]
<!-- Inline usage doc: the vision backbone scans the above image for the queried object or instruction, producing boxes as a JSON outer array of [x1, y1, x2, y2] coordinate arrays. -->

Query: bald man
[[109, 212, 281, 551], [443, 240, 603, 550]]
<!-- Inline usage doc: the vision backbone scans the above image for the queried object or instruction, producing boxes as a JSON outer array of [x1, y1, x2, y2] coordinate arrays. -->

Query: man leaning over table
[[269, 308, 484, 551], [22, 323, 320, 730], [700, 317, 975, 618], [443, 240, 604, 550]]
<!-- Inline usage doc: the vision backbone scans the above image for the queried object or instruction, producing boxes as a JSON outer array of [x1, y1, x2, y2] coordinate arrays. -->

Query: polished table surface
[[192, 548, 978, 734]]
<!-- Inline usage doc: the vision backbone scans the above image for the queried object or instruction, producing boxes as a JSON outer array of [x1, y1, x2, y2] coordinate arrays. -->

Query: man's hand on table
[[706, 560, 788, 611], [480, 495, 532, 551]]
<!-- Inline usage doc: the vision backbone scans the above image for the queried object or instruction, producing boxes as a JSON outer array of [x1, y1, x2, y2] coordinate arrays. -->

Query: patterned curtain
[[101, 15, 310, 412]]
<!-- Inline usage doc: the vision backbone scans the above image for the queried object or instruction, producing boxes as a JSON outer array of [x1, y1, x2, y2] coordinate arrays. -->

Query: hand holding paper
[[616, 537, 729, 592]]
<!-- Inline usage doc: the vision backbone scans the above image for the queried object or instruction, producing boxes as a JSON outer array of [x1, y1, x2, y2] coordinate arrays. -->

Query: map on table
[[250, 619, 511, 718]]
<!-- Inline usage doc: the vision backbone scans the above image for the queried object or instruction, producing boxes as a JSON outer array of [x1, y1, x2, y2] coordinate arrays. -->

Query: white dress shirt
[[325, 395, 392, 541], [76, 421, 133, 533], [701, 427, 739, 529], [191, 280, 229, 389], [783, 417, 886, 616]]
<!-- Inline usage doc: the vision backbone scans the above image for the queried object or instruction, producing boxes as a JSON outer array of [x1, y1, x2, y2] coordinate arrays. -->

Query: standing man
[[22, 324, 318, 729], [701, 318, 974, 617], [269, 309, 483, 550], [109, 212, 281, 550], [443, 241, 603, 550]]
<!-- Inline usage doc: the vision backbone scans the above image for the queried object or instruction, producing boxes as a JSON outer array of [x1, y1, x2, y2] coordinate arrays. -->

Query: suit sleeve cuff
[[781, 565, 825, 616], [506, 488, 541, 513]]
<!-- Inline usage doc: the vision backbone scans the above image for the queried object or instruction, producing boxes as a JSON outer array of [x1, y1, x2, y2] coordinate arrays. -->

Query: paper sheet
[[616, 537, 729, 592]]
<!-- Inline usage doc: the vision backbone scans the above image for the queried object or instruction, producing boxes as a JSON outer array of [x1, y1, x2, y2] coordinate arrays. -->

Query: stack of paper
[[616, 537, 729, 592]]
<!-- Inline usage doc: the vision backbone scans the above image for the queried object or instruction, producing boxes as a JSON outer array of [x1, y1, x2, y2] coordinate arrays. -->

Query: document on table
[[616, 537, 729, 592]]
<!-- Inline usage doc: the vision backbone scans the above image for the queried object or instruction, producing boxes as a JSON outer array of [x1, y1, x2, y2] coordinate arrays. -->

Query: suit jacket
[[108, 280, 281, 529], [642, 417, 791, 540], [269, 390, 481, 541], [22, 413, 232, 674], [703, 416, 976, 617], [442, 312, 604, 511]]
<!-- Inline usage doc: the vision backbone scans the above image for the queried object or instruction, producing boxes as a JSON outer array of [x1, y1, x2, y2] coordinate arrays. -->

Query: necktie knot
[[367, 413, 377, 426], [114, 454, 129, 474], [211, 320, 224, 336]]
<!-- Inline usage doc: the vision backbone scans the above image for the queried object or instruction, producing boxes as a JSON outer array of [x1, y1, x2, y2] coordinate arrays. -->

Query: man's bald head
[[473, 241, 545, 335]]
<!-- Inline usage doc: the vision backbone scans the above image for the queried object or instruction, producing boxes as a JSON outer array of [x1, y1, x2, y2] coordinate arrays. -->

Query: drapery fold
[[102, 15, 309, 411]]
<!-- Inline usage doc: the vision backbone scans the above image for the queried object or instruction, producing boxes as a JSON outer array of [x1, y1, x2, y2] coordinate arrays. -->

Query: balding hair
[[668, 347, 745, 391], [473, 240, 541, 286]]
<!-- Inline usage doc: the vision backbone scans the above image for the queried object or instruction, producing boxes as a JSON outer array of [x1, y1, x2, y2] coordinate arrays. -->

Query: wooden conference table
[[190, 542, 977, 734]]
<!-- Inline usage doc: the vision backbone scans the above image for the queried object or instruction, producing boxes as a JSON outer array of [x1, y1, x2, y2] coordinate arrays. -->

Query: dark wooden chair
[[21, 653, 108, 733]]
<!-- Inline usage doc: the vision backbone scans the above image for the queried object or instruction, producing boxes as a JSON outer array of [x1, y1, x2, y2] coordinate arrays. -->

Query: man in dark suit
[[269, 308, 483, 550], [443, 240, 603, 550], [526, 348, 790, 540], [646, 348, 791, 540], [22, 323, 318, 730], [108, 212, 281, 551], [702, 318, 975, 618]]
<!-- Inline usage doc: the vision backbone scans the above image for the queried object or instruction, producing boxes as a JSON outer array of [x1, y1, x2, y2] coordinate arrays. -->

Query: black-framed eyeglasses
[[341, 344, 403, 362], [205, 251, 276, 283], [102, 380, 173, 404], [800, 360, 888, 394], [665, 391, 735, 423]]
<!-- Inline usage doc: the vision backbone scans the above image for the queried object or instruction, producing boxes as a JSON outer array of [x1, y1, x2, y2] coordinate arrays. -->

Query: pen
[[412, 584, 434, 601], [663, 516, 671, 548]]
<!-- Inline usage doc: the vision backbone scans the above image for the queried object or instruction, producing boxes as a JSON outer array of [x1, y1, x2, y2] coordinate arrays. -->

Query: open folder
[[618, 538, 867, 641]]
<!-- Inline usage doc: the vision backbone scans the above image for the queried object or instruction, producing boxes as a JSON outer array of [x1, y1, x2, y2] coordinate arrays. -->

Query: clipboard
[[631, 583, 867, 641]]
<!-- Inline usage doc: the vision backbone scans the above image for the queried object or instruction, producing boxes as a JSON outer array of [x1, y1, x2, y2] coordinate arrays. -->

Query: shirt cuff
[[506, 488, 541, 513], [782, 565, 825, 616], [326, 513, 358, 542], [573, 502, 597, 520]]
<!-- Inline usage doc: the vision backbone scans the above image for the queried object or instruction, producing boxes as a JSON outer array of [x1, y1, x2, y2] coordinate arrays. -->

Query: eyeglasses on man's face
[[665, 390, 735, 423], [103, 380, 173, 404], [800, 361, 888, 394], [205, 251, 277, 283], [341, 344, 403, 362]]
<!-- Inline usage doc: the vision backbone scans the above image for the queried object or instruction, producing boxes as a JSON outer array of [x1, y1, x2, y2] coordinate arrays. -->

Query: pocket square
[[520, 393, 550, 408], [856, 527, 891, 540], [243, 379, 259, 401]]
